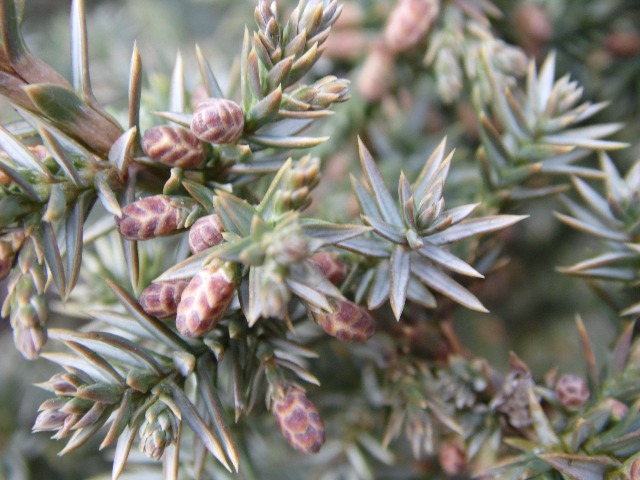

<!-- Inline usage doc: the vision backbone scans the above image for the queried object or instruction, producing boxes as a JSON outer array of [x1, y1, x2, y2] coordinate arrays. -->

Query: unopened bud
[[434, 49, 463, 103], [127, 369, 160, 393], [384, 0, 439, 54], [13, 324, 47, 361], [357, 43, 395, 102], [273, 386, 325, 454], [439, 442, 466, 476], [32, 397, 92, 439], [290, 187, 310, 208], [556, 374, 590, 411], [5, 240, 48, 360], [141, 126, 207, 169], [262, 218, 310, 266], [48, 373, 85, 396], [310, 252, 347, 285], [491, 354, 535, 429], [116, 195, 194, 240], [274, 156, 321, 212], [33, 400, 77, 436], [188, 214, 224, 254], [139, 401, 179, 460], [190, 98, 245, 144], [257, 263, 291, 320], [309, 77, 351, 109], [268, 234, 309, 265], [601, 397, 629, 421], [176, 263, 236, 337], [139, 279, 190, 319], [291, 155, 321, 189], [312, 299, 375, 343], [491, 41, 528, 77]]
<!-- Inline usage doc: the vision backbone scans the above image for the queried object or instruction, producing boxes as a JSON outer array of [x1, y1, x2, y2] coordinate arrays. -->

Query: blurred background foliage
[[0, 0, 639, 478]]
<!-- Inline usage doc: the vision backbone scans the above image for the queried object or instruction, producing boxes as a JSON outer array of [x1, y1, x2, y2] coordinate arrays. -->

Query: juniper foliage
[[0, 0, 639, 479]]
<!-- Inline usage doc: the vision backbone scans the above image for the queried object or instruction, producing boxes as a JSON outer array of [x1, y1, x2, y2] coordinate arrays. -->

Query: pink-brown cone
[[188, 214, 224, 254], [273, 386, 325, 454], [556, 374, 590, 410], [190, 98, 244, 144], [116, 195, 185, 240], [141, 125, 206, 169], [175, 264, 235, 337], [313, 300, 375, 343], [139, 279, 190, 319]]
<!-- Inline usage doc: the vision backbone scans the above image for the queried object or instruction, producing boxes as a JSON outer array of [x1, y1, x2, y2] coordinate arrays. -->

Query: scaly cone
[[272, 385, 325, 454], [115, 195, 197, 241], [175, 262, 236, 337], [139, 279, 190, 319]]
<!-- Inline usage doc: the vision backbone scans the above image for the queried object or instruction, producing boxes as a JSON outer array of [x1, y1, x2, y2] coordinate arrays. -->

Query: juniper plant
[[0, 0, 639, 479]]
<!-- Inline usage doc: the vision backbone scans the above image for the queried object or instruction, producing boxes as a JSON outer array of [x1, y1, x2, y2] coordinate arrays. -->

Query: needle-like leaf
[[357, 138, 402, 227], [166, 380, 232, 472], [128, 42, 142, 139], [196, 44, 224, 99], [389, 246, 410, 319], [411, 259, 488, 312]]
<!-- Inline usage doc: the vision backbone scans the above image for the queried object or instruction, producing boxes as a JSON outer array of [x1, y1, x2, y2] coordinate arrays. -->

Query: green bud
[[139, 400, 180, 460], [126, 369, 160, 394], [4, 239, 48, 359]]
